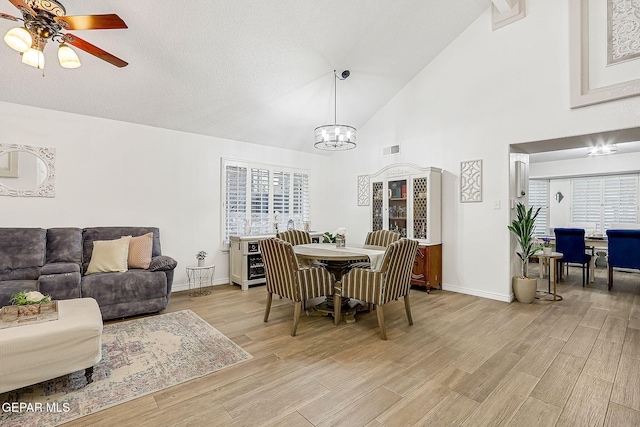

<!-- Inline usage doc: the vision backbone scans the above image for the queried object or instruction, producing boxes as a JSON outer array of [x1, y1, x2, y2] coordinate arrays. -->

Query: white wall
[[331, 0, 640, 301], [0, 101, 334, 291]]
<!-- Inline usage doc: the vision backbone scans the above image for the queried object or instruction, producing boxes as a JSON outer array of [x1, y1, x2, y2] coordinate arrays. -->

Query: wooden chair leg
[[376, 304, 387, 340], [334, 293, 341, 326], [264, 292, 273, 322], [404, 294, 413, 326], [291, 301, 302, 336]]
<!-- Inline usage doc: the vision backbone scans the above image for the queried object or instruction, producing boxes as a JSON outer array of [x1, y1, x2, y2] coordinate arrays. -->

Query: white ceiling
[[0, 0, 492, 153]]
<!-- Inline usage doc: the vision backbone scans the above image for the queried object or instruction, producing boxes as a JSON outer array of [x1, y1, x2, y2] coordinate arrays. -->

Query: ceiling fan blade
[[55, 14, 127, 30], [7, 0, 35, 16], [1, 12, 20, 21], [63, 34, 128, 68]]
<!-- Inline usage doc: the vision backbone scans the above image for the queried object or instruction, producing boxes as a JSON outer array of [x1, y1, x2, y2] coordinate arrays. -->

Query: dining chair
[[554, 228, 592, 287], [349, 230, 401, 270], [606, 229, 640, 290], [276, 230, 312, 246], [338, 238, 419, 340], [259, 237, 336, 336]]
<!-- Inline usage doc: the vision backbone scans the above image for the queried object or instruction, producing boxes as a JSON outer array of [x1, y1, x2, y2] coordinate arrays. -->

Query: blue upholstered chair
[[554, 228, 592, 287], [606, 230, 640, 290]]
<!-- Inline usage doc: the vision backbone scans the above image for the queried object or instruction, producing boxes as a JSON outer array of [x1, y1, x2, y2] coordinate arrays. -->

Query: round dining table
[[293, 243, 386, 323]]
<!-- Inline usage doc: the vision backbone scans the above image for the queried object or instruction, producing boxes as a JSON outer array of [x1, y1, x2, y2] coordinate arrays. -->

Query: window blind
[[272, 171, 291, 230], [224, 165, 248, 243], [528, 179, 549, 236], [571, 175, 638, 233], [250, 168, 271, 235], [222, 159, 310, 244]]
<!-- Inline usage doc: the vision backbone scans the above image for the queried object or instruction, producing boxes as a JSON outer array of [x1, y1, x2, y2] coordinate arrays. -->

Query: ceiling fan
[[1, 0, 127, 70]]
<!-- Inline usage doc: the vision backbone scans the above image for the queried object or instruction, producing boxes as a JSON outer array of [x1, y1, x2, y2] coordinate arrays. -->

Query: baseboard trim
[[442, 283, 513, 303], [171, 278, 229, 293]]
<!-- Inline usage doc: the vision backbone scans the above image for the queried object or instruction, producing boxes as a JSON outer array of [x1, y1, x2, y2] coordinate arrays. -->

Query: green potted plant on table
[[196, 250, 208, 267], [508, 203, 542, 303]]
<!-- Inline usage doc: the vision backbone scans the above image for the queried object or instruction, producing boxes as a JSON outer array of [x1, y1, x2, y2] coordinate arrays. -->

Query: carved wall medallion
[[608, 0, 640, 64], [460, 160, 482, 203], [357, 175, 370, 206]]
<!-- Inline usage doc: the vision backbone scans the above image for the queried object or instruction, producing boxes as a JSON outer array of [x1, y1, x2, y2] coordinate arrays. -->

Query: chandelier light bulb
[[4, 27, 32, 53]]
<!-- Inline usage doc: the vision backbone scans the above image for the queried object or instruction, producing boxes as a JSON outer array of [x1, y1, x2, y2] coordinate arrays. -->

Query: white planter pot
[[513, 276, 537, 304], [197, 259, 205, 267], [543, 247, 552, 255]]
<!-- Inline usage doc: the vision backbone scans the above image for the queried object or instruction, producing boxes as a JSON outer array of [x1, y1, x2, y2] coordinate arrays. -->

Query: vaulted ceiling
[[0, 0, 493, 153]]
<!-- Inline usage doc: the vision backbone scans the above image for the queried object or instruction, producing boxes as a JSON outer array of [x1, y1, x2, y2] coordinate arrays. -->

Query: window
[[571, 175, 639, 232], [528, 179, 549, 236], [222, 159, 310, 245]]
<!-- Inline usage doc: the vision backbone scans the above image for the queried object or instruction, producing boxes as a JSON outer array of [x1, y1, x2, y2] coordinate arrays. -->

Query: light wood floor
[[65, 264, 640, 427]]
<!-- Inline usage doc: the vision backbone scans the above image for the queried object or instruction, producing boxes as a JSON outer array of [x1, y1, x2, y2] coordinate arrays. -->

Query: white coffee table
[[0, 298, 103, 393]]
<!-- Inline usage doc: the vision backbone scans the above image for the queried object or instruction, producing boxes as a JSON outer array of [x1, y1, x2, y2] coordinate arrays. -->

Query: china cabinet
[[369, 164, 442, 291]]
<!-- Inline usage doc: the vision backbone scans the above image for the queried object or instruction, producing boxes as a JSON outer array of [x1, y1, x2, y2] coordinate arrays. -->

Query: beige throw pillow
[[85, 236, 131, 275], [128, 232, 153, 269]]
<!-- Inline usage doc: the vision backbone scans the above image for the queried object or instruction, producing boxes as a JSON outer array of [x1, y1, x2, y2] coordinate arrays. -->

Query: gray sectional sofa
[[0, 227, 177, 320]]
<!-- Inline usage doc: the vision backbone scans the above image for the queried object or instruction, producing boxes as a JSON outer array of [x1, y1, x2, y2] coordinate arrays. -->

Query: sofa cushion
[[46, 228, 82, 264], [86, 237, 131, 275], [82, 227, 161, 274], [149, 255, 178, 272], [0, 228, 46, 270], [41, 262, 81, 275], [81, 270, 167, 306], [0, 267, 41, 281], [128, 233, 153, 269], [0, 280, 38, 307]]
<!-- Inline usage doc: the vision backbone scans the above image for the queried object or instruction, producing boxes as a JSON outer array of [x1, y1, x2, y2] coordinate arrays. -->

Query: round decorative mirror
[[0, 144, 56, 197]]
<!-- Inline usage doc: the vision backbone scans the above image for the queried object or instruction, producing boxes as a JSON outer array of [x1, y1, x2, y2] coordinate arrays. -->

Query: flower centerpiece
[[196, 250, 208, 267], [9, 290, 53, 318], [540, 237, 552, 255]]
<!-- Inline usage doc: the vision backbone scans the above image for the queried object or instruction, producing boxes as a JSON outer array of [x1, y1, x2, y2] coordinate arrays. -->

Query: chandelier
[[314, 70, 356, 151]]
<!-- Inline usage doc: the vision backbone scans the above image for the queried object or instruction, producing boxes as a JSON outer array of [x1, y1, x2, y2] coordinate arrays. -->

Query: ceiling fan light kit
[[4, 25, 30, 51], [314, 69, 357, 151], [1, 0, 128, 71]]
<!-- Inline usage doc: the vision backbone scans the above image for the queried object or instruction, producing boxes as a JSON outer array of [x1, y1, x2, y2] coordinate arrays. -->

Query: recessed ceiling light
[[587, 144, 618, 156]]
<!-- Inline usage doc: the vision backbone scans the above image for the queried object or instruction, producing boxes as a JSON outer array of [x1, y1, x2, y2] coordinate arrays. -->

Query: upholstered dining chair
[[365, 230, 401, 247], [259, 237, 335, 336], [554, 228, 592, 287], [276, 229, 312, 246], [350, 230, 401, 269], [606, 229, 640, 290], [338, 238, 419, 340]]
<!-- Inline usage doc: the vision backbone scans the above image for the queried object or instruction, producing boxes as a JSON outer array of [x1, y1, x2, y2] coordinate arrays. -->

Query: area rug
[[0, 310, 252, 427]]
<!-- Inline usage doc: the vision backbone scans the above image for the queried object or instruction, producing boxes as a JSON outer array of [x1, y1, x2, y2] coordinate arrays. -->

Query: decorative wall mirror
[[0, 143, 56, 197]]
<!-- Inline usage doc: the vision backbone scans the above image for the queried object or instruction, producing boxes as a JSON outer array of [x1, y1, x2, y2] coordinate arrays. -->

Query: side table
[[186, 265, 215, 296], [532, 251, 563, 301]]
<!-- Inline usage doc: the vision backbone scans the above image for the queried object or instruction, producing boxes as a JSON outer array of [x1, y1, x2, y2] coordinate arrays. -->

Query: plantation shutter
[[603, 175, 638, 229], [272, 171, 291, 230], [571, 178, 602, 232], [250, 168, 270, 235], [293, 173, 310, 228], [224, 165, 248, 243], [529, 180, 549, 236]]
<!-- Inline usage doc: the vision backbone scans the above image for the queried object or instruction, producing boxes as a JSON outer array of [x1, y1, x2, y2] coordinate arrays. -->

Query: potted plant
[[541, 237, 552, 255], [196, 250, 208, 267], [507, 203, 542, 303]]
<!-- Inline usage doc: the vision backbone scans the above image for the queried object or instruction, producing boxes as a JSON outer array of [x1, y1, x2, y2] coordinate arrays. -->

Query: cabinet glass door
[[388, 179, 407, 237], [372, 181, 383, 231], [413, 177, 427, 239]]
